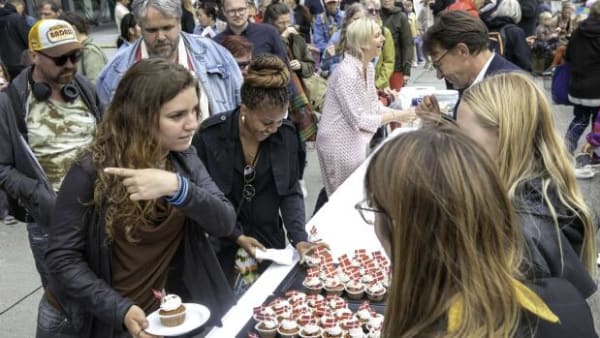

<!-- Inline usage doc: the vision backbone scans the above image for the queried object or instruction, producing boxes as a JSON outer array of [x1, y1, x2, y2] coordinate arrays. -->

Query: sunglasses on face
[[37, 50, 82, 66]]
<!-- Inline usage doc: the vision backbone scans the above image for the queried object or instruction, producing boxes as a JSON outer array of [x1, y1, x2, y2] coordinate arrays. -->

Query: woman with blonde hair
[[317, 17, 414, 197], [363, 122, 595, 337], [457, 72, 597, 298]]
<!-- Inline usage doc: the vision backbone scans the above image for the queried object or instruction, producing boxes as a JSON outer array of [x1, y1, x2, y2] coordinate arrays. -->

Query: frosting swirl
[[160, 294, 182, 311]]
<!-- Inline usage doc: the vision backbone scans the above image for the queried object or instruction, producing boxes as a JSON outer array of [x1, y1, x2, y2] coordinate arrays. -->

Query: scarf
[[286, 39, 317, 142], [447, 278, 559, 333]]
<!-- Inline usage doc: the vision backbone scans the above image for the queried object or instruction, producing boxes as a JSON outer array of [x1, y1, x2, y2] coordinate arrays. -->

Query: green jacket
[[381, 6, 414, 76], [375, 26, 395, 89], [284, 34, 316, 79], [78, 37, 108, 85]]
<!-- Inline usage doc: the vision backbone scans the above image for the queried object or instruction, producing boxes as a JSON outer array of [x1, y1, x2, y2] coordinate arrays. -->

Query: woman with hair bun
[[193, 54, 325, 287]]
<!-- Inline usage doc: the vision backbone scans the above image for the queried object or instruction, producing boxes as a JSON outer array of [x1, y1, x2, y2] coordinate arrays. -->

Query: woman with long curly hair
[[45, 59, 236, 338], [363, 122, 595, 337], [457, 72, 597, 299]]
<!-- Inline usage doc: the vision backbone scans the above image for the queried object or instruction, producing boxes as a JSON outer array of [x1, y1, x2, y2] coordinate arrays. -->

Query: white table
[[206, 127, 415, 337]]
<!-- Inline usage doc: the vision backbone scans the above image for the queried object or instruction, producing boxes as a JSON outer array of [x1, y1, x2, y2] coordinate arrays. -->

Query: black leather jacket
[[515, 179, 597, 298], [45, 149, 236, 337]]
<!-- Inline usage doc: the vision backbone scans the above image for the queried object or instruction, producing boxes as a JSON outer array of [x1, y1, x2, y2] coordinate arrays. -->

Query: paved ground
[[0, 24, 598, 337]]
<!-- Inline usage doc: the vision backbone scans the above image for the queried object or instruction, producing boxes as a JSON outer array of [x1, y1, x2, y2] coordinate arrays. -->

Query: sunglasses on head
[[37, 50, 82, 66]]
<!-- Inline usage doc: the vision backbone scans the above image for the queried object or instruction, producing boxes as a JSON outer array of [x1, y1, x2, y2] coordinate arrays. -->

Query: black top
[[515, 178, 597, 299], [45, 149, 236, 337], [193, 108, 308, 249], [0, 3, 30, 78], [181, 8, 195, 34], [519, 278, 597, 337], [565, 17, 600, 100], [293, 5, 312, 44], [214, 22, 288, 64]]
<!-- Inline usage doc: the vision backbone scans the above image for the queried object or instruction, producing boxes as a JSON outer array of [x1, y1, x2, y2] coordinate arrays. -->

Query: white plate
[[145, 303, 210, 336]]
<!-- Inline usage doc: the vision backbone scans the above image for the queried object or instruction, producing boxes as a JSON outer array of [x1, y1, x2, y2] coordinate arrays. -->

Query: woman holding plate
[[44, 59, 236, 338]]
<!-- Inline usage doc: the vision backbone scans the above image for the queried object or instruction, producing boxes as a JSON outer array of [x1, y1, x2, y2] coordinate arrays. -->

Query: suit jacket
[[452, 53, 520, 119]]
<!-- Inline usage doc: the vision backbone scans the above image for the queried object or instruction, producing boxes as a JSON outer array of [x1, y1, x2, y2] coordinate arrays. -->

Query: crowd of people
[[0, 0, 599, 336]]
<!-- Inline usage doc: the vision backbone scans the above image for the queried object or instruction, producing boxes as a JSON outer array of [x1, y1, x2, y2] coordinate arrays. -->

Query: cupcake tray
[[237, 262, 386, 337]]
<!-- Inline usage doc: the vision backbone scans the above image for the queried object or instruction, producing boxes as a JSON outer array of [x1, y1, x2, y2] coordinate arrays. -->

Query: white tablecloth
[[206, 127, 415, 337]]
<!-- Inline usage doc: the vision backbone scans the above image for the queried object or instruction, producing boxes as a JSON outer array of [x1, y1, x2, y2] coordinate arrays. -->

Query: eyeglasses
[[367, 8, 380, 15], [431, 48, 452, 71], [354, 200, 386, 225], [37, 50, 82, 66], [225, 7, 247, 16], [242, 165, 256, 201], [237, 60, 251, 69]]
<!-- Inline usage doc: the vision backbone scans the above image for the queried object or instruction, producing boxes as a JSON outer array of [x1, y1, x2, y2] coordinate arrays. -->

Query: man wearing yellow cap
[[0, 18, 103, 337]]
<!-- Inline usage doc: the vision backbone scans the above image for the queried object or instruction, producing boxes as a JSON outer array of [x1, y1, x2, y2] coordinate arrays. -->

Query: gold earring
[[241, 115, 246, 123]]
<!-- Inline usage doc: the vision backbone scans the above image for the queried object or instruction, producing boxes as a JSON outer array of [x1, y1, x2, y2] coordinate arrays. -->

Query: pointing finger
[[104, 167, 136, 177]]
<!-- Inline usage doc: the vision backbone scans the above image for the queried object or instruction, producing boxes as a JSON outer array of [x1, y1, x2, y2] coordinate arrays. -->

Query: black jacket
[[517, 0, 538, 37], [181, 8, 195, 34], [487, 17, 532, 71], [293, 5, 312, 44], [565, 17, 600, 101], [193, 109, 307, 250], [519, 278, 597, 337], [45, 149, 236, 337], [381, 6, 414, 76], [515, 179, 597, 299], [0, 3, 30, 78], [0, 67, 103, 228]]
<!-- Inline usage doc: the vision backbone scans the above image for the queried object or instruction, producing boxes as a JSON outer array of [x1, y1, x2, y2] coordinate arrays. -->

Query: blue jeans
[[36, 295, 80, 338], [414, 37, 424, 62], [27, 222, 49, 287], [565, 104, 599, 153]]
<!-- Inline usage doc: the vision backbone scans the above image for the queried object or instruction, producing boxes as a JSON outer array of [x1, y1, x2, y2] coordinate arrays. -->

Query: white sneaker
[[574, 167, 595, 179]]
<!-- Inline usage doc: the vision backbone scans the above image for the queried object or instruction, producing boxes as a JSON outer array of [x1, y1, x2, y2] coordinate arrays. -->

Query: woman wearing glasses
[[44, 60, 236, 338], [193, 54, 323, 285], [363, 122, 595, 337], [456, 72, 597, 299]]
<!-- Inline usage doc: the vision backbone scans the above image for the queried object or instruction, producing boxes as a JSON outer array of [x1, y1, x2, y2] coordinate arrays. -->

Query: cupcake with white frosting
[[277, 318, 300, 338], [366, 282, 386, 302], [158, 294, 186, 327]]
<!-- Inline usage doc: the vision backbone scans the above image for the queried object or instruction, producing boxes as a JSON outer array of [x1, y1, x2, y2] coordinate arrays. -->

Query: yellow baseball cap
[[28, 19, 81, 57]]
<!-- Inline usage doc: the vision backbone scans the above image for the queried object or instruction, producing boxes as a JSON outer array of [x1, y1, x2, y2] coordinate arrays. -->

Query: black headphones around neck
[[28, 67, 80, 103]]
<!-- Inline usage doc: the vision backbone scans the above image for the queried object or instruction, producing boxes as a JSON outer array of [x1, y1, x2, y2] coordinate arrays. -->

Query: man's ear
[[455, 42, 471, 56]]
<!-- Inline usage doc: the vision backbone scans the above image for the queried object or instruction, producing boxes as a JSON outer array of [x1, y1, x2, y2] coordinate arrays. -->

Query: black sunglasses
[[37, 50, 82, 66], [242, 165, 256, 201]]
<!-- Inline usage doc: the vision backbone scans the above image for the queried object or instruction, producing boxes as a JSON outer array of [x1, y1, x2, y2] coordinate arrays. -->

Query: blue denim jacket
[[312, 9, 344, 53], [96, 32, 242, 115]]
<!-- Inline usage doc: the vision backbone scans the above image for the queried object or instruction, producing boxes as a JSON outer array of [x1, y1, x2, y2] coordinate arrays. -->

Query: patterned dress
[[316, 54, 384, 195]]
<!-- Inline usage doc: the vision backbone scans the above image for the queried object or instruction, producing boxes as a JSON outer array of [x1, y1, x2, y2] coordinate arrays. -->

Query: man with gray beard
[[96, 0, 243, 118]]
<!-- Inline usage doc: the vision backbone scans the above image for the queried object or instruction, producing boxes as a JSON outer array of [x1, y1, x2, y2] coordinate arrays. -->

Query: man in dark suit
[[418, 11, 520, 119]]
